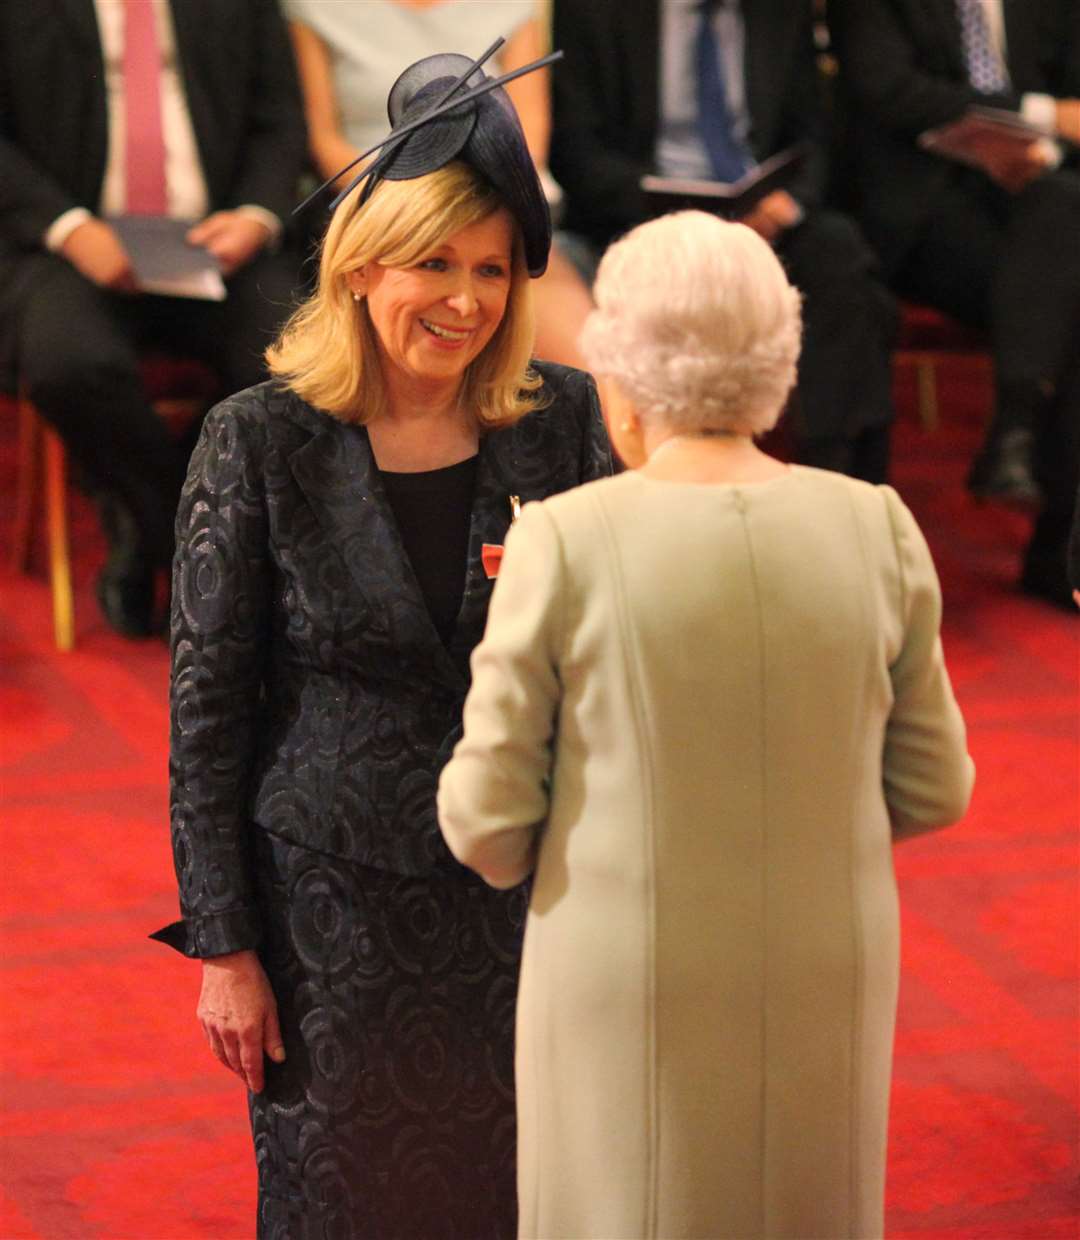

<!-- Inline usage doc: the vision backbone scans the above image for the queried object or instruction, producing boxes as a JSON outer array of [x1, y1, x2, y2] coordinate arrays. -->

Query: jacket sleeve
[[151, 395, 273, 957], [881, 487, 975, 840], [438, 503, 565, 887], [0, 136, 79, 251]]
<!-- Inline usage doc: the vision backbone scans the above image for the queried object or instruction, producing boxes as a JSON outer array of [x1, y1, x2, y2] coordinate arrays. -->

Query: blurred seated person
[[0, 0, 306, 636], [549, 0, 898, 483], [829, 0, 1080, 607], [285, 0, 594, 368]]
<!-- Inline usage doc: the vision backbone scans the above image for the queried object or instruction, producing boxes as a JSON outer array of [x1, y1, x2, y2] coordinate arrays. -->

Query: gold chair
[[9, 358, 218, 650], [895, 301, 991, 432]]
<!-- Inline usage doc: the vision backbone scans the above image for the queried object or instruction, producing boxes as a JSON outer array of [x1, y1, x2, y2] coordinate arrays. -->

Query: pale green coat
[[439, 466, 974, 1240]]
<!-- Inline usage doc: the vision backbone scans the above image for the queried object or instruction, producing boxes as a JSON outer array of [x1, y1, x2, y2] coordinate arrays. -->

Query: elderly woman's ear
[[596, 375, 647, 470]]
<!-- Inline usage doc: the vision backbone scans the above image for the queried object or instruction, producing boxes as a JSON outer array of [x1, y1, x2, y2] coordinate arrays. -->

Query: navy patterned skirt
[[248, 828, 526, 1239]]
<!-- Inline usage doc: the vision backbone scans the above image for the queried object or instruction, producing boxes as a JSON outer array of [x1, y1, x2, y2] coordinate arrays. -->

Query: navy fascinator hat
[[298, 40, 560, 277]]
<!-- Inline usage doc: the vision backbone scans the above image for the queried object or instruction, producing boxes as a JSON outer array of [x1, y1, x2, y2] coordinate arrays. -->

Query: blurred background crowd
[[2, 0, 1078, 639]]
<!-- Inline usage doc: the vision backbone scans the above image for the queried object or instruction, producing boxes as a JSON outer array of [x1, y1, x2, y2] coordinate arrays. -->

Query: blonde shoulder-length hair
[[267, 161, 543, 428]]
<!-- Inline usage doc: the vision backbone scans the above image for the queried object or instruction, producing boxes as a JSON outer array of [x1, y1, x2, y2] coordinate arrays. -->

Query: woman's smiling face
[[348, 209, 515, 398]]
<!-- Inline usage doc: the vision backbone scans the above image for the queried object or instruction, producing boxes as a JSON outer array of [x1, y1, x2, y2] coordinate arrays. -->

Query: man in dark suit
[[829, 0, 1080, 606], [0, 0, 307, 635], [550, 0, 897, 483]]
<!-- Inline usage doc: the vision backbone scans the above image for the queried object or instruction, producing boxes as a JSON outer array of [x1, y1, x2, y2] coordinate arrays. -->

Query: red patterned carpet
[[1, 362, 1077, 1239]]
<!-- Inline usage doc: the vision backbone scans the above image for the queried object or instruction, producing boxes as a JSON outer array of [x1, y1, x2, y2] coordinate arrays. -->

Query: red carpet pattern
[[1, 361, 1077, 1238]]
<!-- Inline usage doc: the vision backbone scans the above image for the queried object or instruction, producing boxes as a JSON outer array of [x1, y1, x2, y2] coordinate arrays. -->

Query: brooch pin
[[481, 495, 522, 579]]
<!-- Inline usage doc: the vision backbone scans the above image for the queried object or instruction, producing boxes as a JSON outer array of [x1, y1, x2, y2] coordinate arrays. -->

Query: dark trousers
[[778, 208, 898, 484], [13, 248, 301, 565], [893, 167, 1080, 547]]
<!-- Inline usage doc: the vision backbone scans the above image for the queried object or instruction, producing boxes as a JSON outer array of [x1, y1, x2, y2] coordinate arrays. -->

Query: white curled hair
[[580, 211, 803, 435]]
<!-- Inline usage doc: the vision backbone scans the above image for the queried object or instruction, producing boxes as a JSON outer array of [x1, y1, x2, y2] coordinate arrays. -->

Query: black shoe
[[1019, 548, 1075, 612], [967, 427, 1044, 509], [96, 566, 156, 637], [96, 495, 157, 638]]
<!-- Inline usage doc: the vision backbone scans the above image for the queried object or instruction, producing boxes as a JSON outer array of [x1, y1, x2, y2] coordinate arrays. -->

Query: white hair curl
[[580, 211, 802, 435]]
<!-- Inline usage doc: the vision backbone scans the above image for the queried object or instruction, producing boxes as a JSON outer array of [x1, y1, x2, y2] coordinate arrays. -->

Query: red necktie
[[123, 0, 169, 215]]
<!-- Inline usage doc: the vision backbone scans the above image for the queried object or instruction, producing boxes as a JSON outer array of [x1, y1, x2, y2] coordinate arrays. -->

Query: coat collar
[[283, 396, 534, 691]]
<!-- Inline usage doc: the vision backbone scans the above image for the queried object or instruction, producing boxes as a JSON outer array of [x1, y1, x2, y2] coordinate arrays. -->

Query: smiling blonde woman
[[153, 51, 611, 1239]]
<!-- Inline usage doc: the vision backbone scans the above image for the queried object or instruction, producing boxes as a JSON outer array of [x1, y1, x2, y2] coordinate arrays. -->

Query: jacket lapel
[[626, 0, 660, 153], [57, 0, 99, 51], [55, 0, 107, 195], [921, 0, 968, 79], [447, 421, 566, 669], [286, 413, 466, 691], [742, 1, 774, 159], [447, 429, 522, 673]]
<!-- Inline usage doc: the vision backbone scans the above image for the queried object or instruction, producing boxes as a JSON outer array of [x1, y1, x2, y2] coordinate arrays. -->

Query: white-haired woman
[[438, 211, 974, 1239]]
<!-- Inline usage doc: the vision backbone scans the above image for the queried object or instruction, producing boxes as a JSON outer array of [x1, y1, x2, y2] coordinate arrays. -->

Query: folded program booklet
[[640, 144, 808, 220], [109, 215, 227, 301], [918, 105, 1046, 167]]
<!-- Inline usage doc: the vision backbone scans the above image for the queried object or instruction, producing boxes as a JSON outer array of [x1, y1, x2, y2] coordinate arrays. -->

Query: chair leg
[[915, 355, 939, 432], [11, 397, 42, 572], [42, 424, 76, 651]]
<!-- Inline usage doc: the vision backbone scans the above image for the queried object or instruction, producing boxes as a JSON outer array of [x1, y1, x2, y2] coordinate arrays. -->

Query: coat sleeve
[[438, 502, 566, 888], [151, 395, 273, 957], [881, 486, 975, 839]]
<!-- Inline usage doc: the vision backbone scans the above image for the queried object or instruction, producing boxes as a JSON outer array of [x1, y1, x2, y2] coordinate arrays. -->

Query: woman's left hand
[[197, 950, 285, 1093]]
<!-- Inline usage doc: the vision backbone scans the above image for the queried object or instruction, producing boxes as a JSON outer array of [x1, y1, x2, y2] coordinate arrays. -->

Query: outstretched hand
[[198, 950, 285, 1093]]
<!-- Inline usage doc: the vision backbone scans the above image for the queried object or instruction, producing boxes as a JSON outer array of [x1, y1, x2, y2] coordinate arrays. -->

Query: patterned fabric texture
[[154, 361, 611, 958], [152, 360, 611, 1235], [249, 831, 527, 1239]]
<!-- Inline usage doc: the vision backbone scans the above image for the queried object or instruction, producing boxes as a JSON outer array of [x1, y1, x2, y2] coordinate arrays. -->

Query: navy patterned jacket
[[153, 363, 612, 958]]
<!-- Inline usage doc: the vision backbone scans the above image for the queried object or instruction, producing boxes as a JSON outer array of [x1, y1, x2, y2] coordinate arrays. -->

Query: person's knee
[[19, 275, 139, 409], [1018, 169, 1080, 224], [27, 348, 139, 414], [790, 209, 873, 272]]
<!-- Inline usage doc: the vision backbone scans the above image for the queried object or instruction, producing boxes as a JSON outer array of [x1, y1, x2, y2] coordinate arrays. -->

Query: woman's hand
[[197, 950, 285, 1093]]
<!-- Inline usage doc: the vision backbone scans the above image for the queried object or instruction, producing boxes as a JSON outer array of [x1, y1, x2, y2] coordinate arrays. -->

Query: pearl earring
[[619, 421, 634, 433], [352, 292, 361, 302]]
